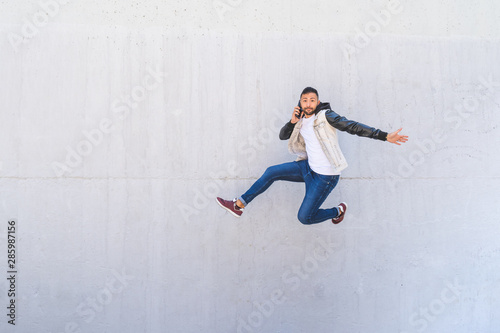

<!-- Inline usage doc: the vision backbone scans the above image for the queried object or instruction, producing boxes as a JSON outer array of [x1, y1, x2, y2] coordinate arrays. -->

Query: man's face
[[300, 92, 320, 117]]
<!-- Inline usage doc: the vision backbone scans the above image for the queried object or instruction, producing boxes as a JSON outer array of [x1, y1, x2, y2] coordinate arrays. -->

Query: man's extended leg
[[238, 161, 305, 207], [216, 161, 305, 217]]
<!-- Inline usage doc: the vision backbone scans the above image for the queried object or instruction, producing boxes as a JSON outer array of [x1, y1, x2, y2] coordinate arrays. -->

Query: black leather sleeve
[[279, 120, 296, 140], [325, 110, 388, 141]]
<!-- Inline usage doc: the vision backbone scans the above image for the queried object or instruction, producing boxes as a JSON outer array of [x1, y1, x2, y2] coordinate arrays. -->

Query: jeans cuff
[[238, 196, 248, 207]]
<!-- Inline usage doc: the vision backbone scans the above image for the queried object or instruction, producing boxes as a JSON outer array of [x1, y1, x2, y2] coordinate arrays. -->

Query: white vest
[[287, 110, 348, 173]]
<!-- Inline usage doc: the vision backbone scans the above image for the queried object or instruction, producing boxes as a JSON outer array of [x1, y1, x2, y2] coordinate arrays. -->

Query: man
[[216, 87, 408, 225]]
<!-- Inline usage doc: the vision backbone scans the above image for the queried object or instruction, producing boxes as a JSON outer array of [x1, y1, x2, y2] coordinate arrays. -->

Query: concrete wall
[[1, 1, 499, 332]]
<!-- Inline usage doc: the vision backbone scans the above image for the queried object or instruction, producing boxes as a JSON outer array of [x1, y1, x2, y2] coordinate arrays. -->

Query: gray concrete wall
[[1, 1, 499, 332]]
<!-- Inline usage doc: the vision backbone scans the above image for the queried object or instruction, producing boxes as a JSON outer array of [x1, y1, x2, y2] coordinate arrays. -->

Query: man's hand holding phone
[[291, 105, 303, 124]]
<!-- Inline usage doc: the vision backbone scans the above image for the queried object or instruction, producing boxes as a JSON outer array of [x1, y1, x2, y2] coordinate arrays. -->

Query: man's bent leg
[[239, 161, 305, 206], [297, 174, 340, 225]]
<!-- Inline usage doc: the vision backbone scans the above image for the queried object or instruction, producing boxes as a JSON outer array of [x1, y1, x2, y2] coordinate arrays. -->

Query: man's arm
[[325, 110, 388, 141], [279, 105, 303, 140], [279, 121, 296, 140]]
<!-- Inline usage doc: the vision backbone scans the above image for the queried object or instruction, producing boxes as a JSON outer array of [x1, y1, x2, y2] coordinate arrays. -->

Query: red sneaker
[[216, 197, 244, 218], [332, 202, 347, 224]]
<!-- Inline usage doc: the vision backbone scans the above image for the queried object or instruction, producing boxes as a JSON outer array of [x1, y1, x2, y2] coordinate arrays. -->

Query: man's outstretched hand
[[387, 128, 409, 145]]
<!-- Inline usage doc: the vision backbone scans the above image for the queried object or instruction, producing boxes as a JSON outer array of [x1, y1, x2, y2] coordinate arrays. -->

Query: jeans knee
[[297, 212, 312, 225]]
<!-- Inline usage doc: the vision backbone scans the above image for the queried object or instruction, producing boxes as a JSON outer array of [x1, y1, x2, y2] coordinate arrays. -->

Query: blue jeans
[[239, 160, 340, 225]]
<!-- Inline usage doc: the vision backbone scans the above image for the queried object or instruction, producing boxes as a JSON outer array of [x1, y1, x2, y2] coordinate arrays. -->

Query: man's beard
[[304, 108, 315, 115]]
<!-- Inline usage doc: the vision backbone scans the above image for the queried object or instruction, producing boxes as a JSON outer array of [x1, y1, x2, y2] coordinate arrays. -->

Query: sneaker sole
[[215, 198, 242, 218]]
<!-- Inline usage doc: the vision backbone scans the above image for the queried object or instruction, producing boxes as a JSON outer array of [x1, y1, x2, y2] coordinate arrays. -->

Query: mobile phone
[[296, 100, 303, 118]]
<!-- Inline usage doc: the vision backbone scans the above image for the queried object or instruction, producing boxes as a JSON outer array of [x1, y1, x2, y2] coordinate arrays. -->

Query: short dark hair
[[301, 87, 319, 98]]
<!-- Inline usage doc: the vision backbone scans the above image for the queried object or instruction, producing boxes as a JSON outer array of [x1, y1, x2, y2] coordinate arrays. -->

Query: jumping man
[[216, 87, 408, 225]]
